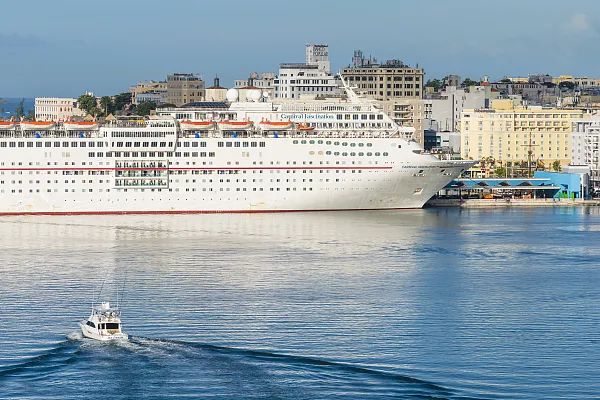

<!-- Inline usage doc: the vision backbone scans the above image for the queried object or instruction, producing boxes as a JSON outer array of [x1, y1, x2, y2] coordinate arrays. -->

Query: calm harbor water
[[0, 98, 34, 118], [0, 208, 599, 399]]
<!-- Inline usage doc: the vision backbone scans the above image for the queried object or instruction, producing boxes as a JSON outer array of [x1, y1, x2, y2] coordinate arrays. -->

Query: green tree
[[461, 78, 479, 87], [494, 166, 506, 177], [25, 110, 35, 121], [99, 96, 115, 115], [77, 94, 97, 115], [134, 101, 157, 116], [113, 92, 132, 112], [425, 79, 442, 92], [15, 98, 25, 118], [558, 81, 575, 91], [500, 78, 512, 83], [552, 160, 562, 172]]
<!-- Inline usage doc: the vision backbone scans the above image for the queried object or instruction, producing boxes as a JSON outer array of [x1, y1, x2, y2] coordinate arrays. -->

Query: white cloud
[[564, 13, 594, 34]]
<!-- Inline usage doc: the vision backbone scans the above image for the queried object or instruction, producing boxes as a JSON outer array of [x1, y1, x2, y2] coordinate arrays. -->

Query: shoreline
[[427, 198, 600, 208]]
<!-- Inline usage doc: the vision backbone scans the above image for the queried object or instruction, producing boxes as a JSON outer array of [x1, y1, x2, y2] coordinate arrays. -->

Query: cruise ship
[[0, 84, 474, 215]]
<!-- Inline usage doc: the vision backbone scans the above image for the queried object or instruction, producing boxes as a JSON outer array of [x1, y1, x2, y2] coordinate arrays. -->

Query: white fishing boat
[[79, 302, 128, 341]]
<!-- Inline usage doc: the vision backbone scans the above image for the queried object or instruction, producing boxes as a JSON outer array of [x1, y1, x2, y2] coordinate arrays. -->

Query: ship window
[[251, 142, 257, 147], [105, 323, 119, 330], [86, 321, 95, 328], [226, 142, 232, 147], [27, 142, 33, 147]]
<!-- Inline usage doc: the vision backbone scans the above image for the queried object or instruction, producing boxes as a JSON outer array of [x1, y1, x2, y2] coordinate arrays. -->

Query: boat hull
[[80, 323, 128, 341]]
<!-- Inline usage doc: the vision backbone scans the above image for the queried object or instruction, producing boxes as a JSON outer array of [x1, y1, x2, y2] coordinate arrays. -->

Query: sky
[[1, 0, 599, 98]]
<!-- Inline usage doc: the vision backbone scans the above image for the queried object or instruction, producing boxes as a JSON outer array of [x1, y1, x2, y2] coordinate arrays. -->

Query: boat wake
[[0, 335, 463, 399]]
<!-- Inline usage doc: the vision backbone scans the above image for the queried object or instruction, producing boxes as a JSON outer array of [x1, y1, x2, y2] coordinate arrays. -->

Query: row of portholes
[[310, 151, 389, 156], [294, 140, 373, 147]]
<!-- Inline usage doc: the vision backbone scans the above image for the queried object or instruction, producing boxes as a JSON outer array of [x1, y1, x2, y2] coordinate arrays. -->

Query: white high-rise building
[[572, 116, 600, 190], [35, 97, 86, 121], [275, 44, 339, 100], [425, 86, 490, 132], [305, 44, 330, 73], [274, 63, 340, 99]]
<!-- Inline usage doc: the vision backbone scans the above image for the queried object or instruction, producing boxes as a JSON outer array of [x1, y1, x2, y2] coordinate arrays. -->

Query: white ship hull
[[0, 136, 472, 215]]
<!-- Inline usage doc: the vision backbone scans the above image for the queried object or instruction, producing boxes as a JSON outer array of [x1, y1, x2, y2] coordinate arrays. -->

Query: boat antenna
[[116, 267, 127, 312], [93, 274, 108, 310]]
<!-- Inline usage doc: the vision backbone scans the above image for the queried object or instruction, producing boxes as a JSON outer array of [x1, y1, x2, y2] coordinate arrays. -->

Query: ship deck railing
[[1, 128, 402, 140]]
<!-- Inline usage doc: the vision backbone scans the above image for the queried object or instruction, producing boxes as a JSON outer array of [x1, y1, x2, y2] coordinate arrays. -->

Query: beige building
[[381, 99, 426, 144], [341, 60, 424, 101], [341, 59, 424, 143], [205, 76, 228, 102], [129, 81, 167, 105], [35, 97, 85, 121], [460, 100, 585, 167], [166, 73, 205, 106]]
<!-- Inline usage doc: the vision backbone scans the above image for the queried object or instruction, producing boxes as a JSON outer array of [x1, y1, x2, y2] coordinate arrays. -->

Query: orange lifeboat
[[218, 120, 253, 130], [64, 121, 98, 131], [0, 121, 17, 130], [20, 121, 55, 130], [259, 120, 293, 130], [297, 123, 315, 132], [180, 120, 215, 131]]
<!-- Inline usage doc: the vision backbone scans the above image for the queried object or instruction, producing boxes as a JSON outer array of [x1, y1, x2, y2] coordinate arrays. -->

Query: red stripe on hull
[[0, 207, 421, 216], [0, 166, 392, 172]]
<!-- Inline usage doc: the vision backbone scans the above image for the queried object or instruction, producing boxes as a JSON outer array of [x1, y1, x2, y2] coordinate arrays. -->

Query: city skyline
[[1, 0, 600, 97]]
